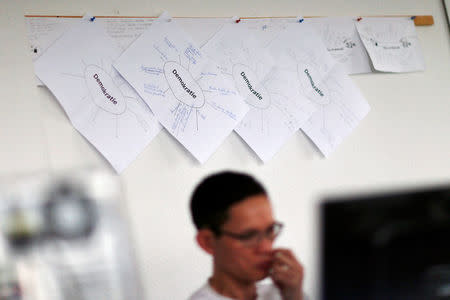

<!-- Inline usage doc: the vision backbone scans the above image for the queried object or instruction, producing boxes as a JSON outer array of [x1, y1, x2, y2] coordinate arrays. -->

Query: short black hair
[[190, 171, 267, 235]]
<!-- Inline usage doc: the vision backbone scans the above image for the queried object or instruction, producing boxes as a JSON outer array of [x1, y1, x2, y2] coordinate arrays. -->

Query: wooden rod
[[24, 15, 434, 26]]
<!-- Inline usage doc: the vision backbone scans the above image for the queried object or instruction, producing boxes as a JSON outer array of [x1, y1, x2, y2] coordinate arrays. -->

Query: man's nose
[[255, 236, 273, 253]]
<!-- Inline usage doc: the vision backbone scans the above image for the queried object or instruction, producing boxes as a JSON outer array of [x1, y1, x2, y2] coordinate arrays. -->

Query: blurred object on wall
[[0, 170, 142, 300], [0, 263, 22, 300], [320, 184, 450, 300]]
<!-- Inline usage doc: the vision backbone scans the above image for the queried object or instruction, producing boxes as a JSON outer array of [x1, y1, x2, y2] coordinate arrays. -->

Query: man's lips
[[258, 261, 273, 270]]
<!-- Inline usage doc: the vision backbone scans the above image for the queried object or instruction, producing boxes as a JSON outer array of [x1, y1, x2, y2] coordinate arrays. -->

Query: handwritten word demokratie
[[93, 73, 118, 105], [172, 69, 197, 99], [240, 72, 263, 100]]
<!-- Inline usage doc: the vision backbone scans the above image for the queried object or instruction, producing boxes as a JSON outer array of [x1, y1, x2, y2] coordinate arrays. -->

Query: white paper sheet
[[26, 16, 229, 87], [242, 18, 299, 47], [27, 17, 79, 62], [202, 24, 316, 162], [26, 17, 79, 85], [306, 17, 372, 74], [356, 17, 425, 72], [114, 18, 249, 163], [34, 19, 162, 173], [176, 18, 229, 47], [267, 23, 370, 157]]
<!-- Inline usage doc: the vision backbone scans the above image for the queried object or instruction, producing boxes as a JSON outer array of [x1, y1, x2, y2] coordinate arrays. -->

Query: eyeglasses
[[219, 222, 284, 247]]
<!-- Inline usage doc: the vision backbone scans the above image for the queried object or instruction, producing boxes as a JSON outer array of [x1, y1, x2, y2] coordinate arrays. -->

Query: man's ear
[[196, 229, 216, 255]]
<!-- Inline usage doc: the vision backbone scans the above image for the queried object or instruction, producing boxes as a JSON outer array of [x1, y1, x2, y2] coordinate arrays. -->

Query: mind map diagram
[[281, 42, 369, 155], [305, 17, 373, 75], [33, 19, 162, 172], [62, 58, 156, 138], [137, 35, 244, 138], [113, 20, 250, 163], [359, 26, 415, 68], [319, 24, 357, 66], [200, 24, 317, 161], [356, 19, 424, 72]]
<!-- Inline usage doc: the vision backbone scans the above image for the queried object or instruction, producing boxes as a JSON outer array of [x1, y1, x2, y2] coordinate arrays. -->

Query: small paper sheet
[[356, 17, 425, 72], [267, 23, 370, 157], [34, 19, 162, 173], [114, 18, 249, 163], [202, 23, 316, 162], [242, 18, 298, 47], [306, 17, 372, 74]]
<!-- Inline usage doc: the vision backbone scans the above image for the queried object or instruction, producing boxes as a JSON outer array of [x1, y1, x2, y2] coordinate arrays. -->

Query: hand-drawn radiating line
[[260, 109, 264, 133], [115, 114, 118, 138], [271, 98, 293, 121], [91, 107, 100, 122], [62, 59, 152, 138], [62, 73, 84, 79], [196, 109, 199, 131], [128, 108, 149, 132], [321, 106, 326, 131], [171, 102, 181, 113]]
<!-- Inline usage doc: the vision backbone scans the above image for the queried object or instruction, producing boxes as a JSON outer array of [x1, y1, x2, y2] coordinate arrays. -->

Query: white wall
[[1, 1, 449, 299]]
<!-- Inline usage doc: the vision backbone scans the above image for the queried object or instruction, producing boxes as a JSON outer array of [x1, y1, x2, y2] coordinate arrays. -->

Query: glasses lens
[[221, 222, 284, 247], [246, 222, 283, 247], [269, 222, 282, 239]]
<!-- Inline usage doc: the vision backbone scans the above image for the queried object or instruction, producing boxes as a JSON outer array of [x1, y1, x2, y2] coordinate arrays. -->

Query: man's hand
[[270, 248, 304, 300]]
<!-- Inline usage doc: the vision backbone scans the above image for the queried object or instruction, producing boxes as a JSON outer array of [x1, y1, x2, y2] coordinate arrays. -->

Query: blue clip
[[411, 16, 416, 20], [90, 16, 96, 22], [298, 18, 304, 23]]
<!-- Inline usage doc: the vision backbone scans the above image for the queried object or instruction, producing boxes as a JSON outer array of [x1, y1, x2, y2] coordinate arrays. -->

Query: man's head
[[190, 171, 282, 282], [190, 171, 267, 234]]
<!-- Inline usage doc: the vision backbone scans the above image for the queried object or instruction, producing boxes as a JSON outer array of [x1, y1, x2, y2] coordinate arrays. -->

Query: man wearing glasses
[[188, 171, 305, 300]]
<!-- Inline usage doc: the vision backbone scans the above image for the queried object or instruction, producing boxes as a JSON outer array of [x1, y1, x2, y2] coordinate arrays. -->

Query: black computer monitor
[[320, 185, 450, 300]]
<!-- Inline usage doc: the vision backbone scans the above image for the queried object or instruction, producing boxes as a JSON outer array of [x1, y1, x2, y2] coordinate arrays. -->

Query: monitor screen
[[320, 185, 450, 300]]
